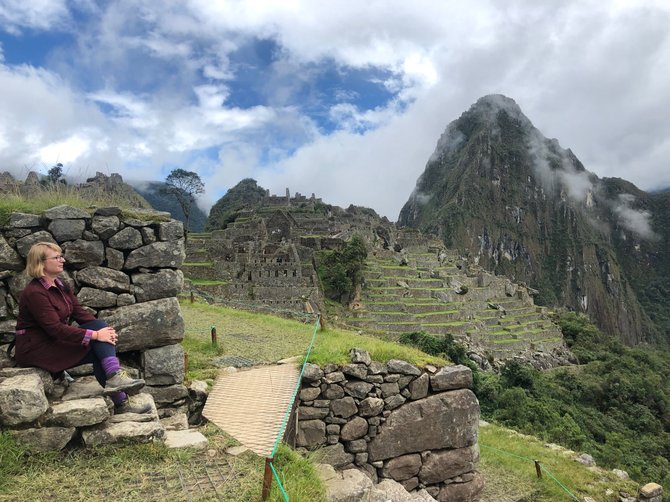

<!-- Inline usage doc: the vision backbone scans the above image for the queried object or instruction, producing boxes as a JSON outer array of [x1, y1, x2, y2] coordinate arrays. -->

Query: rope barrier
[[264, 314, 321, 500], [480, 443, 581, 501]]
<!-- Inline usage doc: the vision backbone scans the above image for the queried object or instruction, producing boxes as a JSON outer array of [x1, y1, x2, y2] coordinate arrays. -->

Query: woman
[[14, 242, 148, 414]]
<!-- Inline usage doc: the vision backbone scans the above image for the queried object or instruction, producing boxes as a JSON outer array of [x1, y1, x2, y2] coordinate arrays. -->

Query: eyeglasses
[[43, 255, 65, 261]]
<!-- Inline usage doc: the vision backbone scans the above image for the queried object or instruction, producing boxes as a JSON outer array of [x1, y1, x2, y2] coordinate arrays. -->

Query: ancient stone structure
[[0, 205, 196, 449], [296, 349, 483, 501]]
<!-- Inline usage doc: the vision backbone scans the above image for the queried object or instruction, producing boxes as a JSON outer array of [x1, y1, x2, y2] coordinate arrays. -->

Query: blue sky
[[1, 1, 670, 219]]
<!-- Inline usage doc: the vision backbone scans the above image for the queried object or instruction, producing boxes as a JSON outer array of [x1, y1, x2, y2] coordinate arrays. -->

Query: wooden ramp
[[203, 364, 301, 456]]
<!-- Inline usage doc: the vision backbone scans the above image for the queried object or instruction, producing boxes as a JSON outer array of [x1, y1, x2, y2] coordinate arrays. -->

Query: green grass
[[182, 262, 215, 267], [0, 187, 158, 225], [179, 300, 446, 379], [479, 423, 640, 501]]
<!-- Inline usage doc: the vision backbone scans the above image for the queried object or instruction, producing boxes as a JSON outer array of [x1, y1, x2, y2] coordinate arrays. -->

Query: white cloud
[[0, 0, 69, 34]]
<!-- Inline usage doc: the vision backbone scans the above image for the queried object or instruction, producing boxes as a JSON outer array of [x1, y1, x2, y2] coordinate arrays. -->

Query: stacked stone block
[[0, 205, 190, 448], [297, 349, 483, 501]]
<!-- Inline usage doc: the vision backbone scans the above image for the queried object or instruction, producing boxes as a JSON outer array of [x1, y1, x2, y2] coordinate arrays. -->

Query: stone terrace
[[343, 245, 565, 362]]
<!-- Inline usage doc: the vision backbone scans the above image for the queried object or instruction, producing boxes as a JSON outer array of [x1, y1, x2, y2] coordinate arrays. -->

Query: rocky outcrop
[[298, 349, 483, 501]]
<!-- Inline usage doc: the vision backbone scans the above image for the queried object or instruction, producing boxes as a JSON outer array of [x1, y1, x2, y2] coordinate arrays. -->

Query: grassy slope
[[0, 302, 643, 501]]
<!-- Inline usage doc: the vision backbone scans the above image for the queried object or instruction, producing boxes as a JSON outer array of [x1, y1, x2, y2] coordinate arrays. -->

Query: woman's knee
[[80, 319, 109, 331]]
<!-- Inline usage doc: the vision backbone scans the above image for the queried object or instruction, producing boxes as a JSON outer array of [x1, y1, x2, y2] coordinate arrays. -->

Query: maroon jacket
[[15, 277, 97, 373]]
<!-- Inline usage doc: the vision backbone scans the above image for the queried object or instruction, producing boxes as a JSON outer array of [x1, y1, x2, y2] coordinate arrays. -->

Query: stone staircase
[[342, 247, 565, 360]]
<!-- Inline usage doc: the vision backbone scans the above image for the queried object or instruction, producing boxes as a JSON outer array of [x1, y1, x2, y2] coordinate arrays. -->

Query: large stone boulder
[[0, 235, 24, 270], [12, 427, 77, 452], [142, 344, 185, 385], [367, 389, 479, 461], [0, 373, 49, 426], [297, 419, 326, 447], [131, 269, 184, 302], [45, 397, 110, 427], [419, 445, 479, 484], [76, 266, 131, 293], [81, 421, 165, 446], [124, 241, 185, 270], [99, 297, 184, 351]]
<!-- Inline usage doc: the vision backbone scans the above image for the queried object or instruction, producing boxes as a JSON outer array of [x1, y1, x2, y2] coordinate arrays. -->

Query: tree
[[160, 168, 205, 240], [45, 163, 66, 186]]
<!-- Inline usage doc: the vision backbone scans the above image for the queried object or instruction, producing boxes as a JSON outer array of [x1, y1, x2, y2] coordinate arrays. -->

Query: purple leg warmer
[[101, 356, 121, 377], [111, 391, 128, 405]]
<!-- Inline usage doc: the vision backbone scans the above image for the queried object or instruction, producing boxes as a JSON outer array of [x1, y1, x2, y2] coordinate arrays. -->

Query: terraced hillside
[[342, 243, 566, 362]]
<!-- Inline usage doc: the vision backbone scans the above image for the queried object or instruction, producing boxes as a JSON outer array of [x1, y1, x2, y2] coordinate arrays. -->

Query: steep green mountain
[[133, 181, 207, 232], [399, 95, 669, 345], [205, 178, 268, 230]]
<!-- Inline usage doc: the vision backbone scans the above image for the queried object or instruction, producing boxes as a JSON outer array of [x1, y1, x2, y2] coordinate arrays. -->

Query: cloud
[[0, 0, 70, 34], [612, 194, 658, 240]]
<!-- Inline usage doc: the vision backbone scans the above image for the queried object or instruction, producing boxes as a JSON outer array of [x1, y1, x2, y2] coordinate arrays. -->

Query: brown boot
[[103, 370, 145, 395]]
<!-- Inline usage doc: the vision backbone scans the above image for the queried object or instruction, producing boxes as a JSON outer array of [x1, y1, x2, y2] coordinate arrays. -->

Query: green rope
[[540, 465, 581, 501], [269, 460, 290, 502], [481, 443, 581, 501], [270, 315, 321, 458]]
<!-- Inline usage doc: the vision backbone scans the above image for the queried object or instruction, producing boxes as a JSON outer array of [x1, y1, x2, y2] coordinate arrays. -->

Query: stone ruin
[[0, 205, 206, 450], [296, 349, 483, 502]]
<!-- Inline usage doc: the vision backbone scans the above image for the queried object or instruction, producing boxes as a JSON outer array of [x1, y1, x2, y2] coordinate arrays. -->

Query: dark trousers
[[74, 320, 116, 387]]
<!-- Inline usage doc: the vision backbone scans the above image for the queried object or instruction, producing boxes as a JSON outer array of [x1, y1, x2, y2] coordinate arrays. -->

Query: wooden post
[[261, 457, 273, 500], [184, 352, 188, 372], [534, 460, 542, 479], [190, 291, 194, 303], [319, 313, 325, 331], [211, 326, 217, 346]]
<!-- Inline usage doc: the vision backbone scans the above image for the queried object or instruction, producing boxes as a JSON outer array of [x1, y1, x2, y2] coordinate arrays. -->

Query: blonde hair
[[26, 242, 63, 279]]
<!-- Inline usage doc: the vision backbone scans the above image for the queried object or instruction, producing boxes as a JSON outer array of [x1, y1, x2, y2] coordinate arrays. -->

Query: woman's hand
[[95, 326, 118, 345]]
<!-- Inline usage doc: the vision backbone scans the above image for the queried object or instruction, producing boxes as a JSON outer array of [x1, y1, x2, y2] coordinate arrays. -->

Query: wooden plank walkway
[[203, 363, 300, 456]]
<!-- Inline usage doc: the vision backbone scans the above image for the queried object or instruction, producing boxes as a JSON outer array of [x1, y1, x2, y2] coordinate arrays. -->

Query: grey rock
[[106, 248, 125, 270], [94, 207, 122, 217], [142, 344, 185, 385], [408, 373, 429, 400], [188, 380, 209, 401], [342, 364, 368, 380], [350, 348, 372, 366], [438, 471, 484, 502], [340, 416, 368, 441], [46, 397, 110, 427], [382, 454, 422, 481], [324, 371, 345, 384], [315, 443, 354, 468], [61, 375, 103, 400], [82, 421, 165, 446], [62, 239, 105, 267], [131, 269, 183, 302], [48, 219, 85, 242], [300, 406, 329, 420], [160, 412, 189, 431], [109, 226, 143, 249], [380, 382, 399, 398], [143, 384, 189, 405], [430, 365, 473, 392], [347, 439, 368, 453], [91, 215, 120, 239], [398, 375, 414, 390], [43, 205, 89, 220], [0, 236, 24, 270], [99, 297, 184, 351], [419, 445, 479, 484], [355, 452, 369, 465], [300, 387, 321, 401], [117, 293, 136, 306], [12, 426, 76, 452], [384, 394, 406, 410], [296, 419, 326, 447], [323, 384, 345, 400], [164, 430, 208, 449], [0, 367, 54, 396], [9, 212, 40, 228], [0, 374, 48, 426], [368, 361, 388, 375], [365, 375, 384, 384], [141, 227, 156, 244], [368, 390, 479, 461], [77, 287, 118, 308], [331, 396, 358, 418], [15, 231, 56, 257], [302, 363, 324, 383], [326, 424, 340, 435], [313, 399, 330, 408], [76, 266, 131, 293], [359, 397, 385, 417], [344, 381, 374, 399], [125, 241, 185, 269], [387, 360, 421, 376], [158, 220, 184, 241], [384, 374, 400, 383]]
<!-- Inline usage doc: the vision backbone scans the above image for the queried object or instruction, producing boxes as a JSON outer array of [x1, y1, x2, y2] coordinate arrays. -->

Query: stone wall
[[0, 205, 194, 449], [296, 349, 483, 502]]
